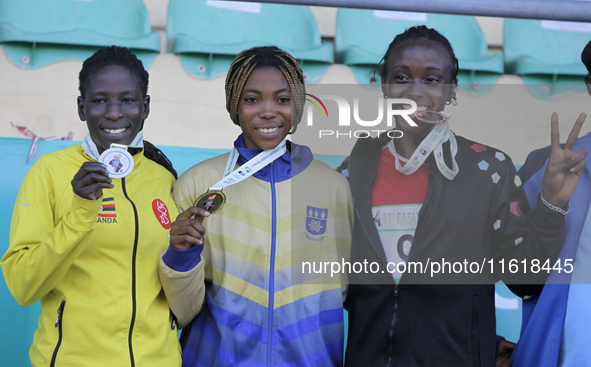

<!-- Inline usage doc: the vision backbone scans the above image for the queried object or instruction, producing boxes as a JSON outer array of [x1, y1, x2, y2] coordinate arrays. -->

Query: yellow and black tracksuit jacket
[[1, 145, 181, 367]]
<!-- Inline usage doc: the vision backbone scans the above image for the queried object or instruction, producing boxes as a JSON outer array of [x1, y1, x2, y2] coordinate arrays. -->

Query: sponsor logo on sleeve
[[152, 199, 172, 230]]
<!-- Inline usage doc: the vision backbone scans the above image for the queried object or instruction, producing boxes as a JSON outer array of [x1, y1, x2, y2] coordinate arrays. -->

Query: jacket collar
[[233, 134, 313, 183]]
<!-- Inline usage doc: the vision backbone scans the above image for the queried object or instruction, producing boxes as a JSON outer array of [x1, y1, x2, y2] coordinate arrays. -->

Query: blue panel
[[495, 283, 523, 343]]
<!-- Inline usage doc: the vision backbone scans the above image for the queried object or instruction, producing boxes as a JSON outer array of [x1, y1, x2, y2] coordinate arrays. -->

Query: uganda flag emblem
[[98, 197, 116, 218]]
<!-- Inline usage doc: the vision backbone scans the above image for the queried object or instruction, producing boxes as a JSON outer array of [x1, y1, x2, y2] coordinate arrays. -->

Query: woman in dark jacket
[[340, 25, 587, 367]]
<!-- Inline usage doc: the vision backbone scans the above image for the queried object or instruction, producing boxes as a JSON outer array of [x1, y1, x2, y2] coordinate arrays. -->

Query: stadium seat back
[[167, 0, 333, 83], [504, 19, 589, 99], [335, 9, 503, 94], [0, 0, 160, 68]]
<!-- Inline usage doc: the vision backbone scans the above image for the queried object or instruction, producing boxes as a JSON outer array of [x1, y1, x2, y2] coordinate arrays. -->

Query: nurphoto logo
[[304, 93, 417, 139]]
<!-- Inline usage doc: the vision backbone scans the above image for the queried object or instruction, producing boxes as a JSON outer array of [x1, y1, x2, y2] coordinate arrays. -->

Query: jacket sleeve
[[505, 145, 556, 298], [0, 159, 101, 306], [159, 247, 206, 329], [158, 171, 208, 329], [489, 156, 565, 291]]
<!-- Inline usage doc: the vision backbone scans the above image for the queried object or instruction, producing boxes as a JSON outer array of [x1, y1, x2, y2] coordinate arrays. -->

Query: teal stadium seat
[[504, 19, 590, 99], [0, 0, 160, 68], [335, 10, 504, 94], [167, 0, 333, 83]]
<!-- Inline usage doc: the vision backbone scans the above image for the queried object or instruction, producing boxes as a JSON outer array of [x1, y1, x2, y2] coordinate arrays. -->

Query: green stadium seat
[[335, 9, 503, 94], [504, 19, 590, 99], [167, 0, 333, 84], [0, 0, 160, 68]]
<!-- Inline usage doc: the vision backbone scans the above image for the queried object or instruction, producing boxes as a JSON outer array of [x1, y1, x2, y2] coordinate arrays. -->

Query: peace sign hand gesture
[[541, 112, 588, 208]]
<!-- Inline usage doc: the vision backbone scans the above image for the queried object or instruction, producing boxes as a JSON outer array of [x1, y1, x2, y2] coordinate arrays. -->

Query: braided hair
[[225, 46, 306, 134], [79, 46, 178, 179], [377, 25, 459, 84]]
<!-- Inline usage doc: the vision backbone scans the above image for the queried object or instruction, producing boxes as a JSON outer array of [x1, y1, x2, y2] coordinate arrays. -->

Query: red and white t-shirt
[[371, 143, 428, 282]]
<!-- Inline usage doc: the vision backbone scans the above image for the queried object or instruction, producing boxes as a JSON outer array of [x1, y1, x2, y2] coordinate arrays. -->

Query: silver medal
[[99, 144, 134, 178]]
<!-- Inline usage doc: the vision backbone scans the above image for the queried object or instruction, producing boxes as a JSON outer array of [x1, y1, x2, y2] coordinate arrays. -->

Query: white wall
[[2, 2, 589, 164]]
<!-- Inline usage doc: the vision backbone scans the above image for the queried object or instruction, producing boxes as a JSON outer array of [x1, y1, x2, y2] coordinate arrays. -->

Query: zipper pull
[[55, 308, 62, 327], [55, 301, 65, 327], [394, 284, 399, 297], [171, 319, 176, 330]]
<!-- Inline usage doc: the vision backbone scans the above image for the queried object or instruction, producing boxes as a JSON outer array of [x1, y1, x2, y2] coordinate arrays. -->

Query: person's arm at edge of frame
[[505, 113, 587, 296], [506, 143, 555, 298]]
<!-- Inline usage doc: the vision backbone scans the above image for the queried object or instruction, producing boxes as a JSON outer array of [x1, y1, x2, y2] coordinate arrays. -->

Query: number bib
[[372, 204, 421, 282]]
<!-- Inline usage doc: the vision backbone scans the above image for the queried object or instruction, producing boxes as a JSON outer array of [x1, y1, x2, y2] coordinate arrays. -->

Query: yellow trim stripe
[[206, 232, 271, 270], [211, 268, 269, 307], [274, 280, 342, 308], [274, 238, 351, 271], [218, 203, 271, 233]]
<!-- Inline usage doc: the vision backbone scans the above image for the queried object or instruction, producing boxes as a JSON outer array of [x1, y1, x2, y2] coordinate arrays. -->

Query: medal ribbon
[[210, 138, 288, 191], [81, 131, 144, 161], [389, 121, 459, 180], [11, 122, 75, 163]]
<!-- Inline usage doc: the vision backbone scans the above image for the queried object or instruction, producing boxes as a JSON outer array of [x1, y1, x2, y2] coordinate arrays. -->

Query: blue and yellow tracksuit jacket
[[160, 135, 353, 367]]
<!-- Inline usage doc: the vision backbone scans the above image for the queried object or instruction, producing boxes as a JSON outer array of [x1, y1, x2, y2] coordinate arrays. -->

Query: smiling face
[[382, 41, 456, 139], [237, 67, 292, 151], [77, 65, 149, 154]]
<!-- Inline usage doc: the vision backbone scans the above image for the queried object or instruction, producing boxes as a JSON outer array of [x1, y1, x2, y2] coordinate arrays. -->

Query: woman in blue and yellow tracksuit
[[1, 46, 191, 367], [159, 46, 354, 367]]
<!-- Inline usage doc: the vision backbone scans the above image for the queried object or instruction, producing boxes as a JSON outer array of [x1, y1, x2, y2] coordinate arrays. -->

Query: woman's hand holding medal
[[71, 162, 114, 200], [170, 207, 210, 250]]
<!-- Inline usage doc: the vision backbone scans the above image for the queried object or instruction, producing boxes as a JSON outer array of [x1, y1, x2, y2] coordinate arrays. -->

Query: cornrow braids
[[79, 46, 177, 179], [225, 46, 306, 133], [376, 25, 459, 84], [79, 45, 149, 98]]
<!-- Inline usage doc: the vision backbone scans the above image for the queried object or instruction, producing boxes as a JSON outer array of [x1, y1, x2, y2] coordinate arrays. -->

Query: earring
[[447, 86, 458, 106], [383, 94, 388, 99], [451, 96, 458, 106]]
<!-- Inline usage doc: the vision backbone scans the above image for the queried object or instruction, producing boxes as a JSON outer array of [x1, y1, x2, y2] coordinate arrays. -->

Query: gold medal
[[194, 190, 226, 214], [414, 110, 448, 124]]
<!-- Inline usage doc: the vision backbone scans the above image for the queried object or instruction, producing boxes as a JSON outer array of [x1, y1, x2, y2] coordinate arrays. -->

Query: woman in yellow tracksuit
[[0, 46, 202, 367]]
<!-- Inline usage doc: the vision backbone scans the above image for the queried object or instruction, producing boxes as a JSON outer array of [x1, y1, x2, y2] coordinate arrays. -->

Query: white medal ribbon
[[210, 138, 288, 191], [81, 131, 144, 161], [389, 121, 459, 180]]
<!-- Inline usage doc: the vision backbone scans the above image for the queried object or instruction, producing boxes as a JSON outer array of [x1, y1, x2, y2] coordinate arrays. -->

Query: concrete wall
[[2, 2, 588, 164], [2, 45, 589, 164]]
